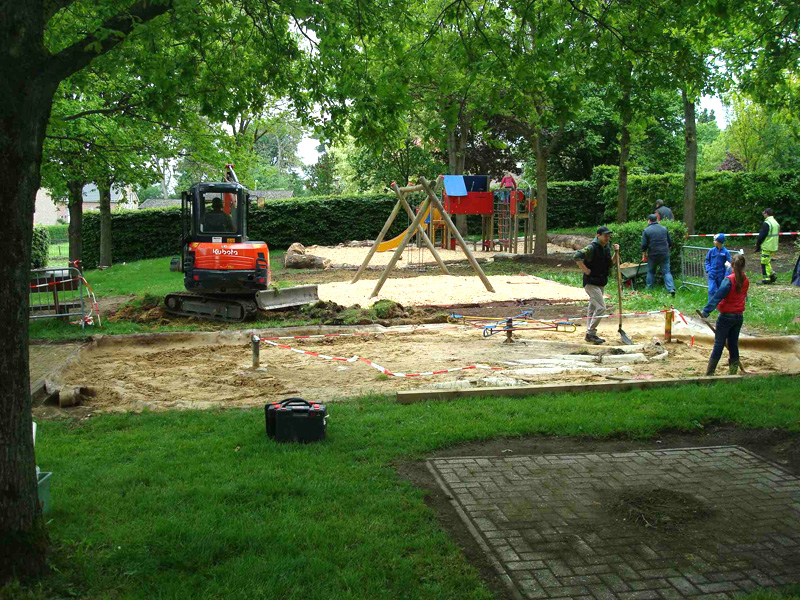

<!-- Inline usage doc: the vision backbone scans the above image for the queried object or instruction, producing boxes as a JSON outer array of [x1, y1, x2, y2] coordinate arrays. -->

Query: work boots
[[770, 273, 777, 283], [729, 361, 742, 375], [706, 356, 720, 376], [585, 333, 605, 345]]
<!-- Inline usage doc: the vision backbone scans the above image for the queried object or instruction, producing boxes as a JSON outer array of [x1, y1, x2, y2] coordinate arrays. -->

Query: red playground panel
[[510, 190, 530, 216], [444, 191, 493, 215]]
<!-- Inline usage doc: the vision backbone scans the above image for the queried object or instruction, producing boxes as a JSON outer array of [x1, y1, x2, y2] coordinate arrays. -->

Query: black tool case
[[265, 398, 327, 443]]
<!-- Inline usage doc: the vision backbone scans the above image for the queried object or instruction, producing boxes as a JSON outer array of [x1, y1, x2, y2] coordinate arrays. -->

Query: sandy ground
[[49, 317, 800, 415], [317, 274, 587, 307], [307, 243, 575, 268]]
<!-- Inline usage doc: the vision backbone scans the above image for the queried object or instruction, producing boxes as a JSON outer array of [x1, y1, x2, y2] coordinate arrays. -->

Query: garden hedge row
[[82, 194, 407, 269], [601, 219, 688, 267], [32, 224, 49, 269], [80, 171, 798, 269]]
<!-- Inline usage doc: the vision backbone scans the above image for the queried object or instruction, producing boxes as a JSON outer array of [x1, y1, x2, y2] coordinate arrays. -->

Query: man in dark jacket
[[641, 214, 675, 295], [574, 226, 619, 344], [655, 199, 674, 221]]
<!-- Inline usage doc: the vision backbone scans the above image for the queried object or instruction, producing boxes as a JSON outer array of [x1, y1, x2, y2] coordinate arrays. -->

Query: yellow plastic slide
[[377, 207, 441, 252]]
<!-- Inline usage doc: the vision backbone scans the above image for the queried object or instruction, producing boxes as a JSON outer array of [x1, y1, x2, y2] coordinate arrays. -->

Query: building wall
[[34, 184, 140, 224]]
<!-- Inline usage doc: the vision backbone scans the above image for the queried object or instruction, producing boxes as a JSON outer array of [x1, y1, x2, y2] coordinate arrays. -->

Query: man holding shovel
[[574, 226, 619, 344]]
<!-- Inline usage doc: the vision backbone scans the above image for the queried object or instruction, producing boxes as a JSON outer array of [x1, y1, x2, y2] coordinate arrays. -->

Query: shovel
[[695, 310, 748, 374], [615, 251, 634, 345]]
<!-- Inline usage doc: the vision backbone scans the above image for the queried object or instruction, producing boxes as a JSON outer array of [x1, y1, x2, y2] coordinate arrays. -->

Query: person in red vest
[[698, 253, 749, 375]]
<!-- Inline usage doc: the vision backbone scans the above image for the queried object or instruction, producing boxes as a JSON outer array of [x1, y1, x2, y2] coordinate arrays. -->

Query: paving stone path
[[428, 446, 800, 599]]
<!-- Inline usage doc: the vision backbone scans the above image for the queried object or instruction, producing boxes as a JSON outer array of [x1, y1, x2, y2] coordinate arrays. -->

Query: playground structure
[[351, 176, 495, 298], [440, 175, 535, 254], [372, 174, 535, 256]]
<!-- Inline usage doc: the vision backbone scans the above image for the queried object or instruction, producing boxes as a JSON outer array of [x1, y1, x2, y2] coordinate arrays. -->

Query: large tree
[[0, 0, 405, 581]]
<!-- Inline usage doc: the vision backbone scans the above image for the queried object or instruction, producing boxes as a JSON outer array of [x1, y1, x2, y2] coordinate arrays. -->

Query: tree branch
[[43, 0, 79, 23], [46, 0, 173, 83]]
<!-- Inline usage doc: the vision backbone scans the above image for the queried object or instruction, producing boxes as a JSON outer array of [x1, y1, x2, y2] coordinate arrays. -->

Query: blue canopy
[[442, 175, 467, 197]]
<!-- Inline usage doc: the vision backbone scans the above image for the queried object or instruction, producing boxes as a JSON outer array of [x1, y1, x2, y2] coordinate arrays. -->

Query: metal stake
[[252, 335, 261, 369]]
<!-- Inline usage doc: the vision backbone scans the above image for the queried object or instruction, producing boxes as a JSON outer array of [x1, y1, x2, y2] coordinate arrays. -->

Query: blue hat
[[714, 233, 725, 243]]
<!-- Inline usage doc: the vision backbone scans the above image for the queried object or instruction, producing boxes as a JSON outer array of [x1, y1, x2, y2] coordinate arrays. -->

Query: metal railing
[[680, 245, 709, 290], [29, 266, 86, 329]]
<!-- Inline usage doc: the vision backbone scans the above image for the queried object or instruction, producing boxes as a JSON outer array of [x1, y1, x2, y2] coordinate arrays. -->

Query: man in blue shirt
[[704, 233, 732, 301], [641, 214, 675, 296]]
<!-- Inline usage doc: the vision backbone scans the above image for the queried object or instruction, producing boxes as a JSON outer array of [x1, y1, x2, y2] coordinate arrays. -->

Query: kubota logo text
[[212, 248, 238, 256]]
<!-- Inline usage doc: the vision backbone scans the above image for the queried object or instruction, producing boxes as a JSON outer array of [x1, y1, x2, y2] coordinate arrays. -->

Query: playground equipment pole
[[370, 196, 432, 297], [393, 185, 450, 276], [420, 177, 495, 293], [351, 196, 404, 284]]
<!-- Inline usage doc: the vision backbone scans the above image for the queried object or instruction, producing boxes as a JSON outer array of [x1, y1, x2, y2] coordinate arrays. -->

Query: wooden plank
[[351, 195, 403, 283], [395, 186, 450, 276], [396, 375, 752, 404]]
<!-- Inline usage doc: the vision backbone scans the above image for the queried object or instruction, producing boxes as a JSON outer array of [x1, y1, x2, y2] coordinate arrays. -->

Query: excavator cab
[[165, 165, 318, 321]]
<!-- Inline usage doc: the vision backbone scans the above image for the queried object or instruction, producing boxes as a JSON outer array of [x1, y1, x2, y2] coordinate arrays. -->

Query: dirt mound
[[608, 487, 714, 531]]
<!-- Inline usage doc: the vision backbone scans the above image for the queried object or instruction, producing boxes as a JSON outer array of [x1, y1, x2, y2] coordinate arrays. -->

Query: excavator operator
[[203, 197, 235, 232]]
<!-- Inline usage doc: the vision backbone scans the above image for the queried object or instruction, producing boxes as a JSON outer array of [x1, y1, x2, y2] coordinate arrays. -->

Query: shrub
[[599, 171, 800, 234], [45, 224, 69, 243], [603, 219, 687, 267], [31, 224, 49, 269]]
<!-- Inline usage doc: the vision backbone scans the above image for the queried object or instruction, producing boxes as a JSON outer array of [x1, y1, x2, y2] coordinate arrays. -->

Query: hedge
[[598, 171, 800, 234], [82, 194, 408, 269], [601, 219, 687, 267], [32, 224, 49, 269]]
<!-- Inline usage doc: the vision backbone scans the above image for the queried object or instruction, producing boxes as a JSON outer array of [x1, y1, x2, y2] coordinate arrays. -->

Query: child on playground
[[499, 170, 516, 203], [704, 233, 732, 301], [699, 253, 749, 376]]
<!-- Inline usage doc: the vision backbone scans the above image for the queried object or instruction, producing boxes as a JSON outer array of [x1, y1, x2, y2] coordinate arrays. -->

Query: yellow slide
[[377, 207, 441, 252]]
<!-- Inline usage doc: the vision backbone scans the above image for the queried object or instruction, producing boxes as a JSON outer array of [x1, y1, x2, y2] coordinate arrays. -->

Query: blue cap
[[714, 233, 725, 243]]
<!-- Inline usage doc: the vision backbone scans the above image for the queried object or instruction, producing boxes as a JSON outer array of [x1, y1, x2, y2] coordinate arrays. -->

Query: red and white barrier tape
[[688, 232, 798, 237], [261, 339, 502, 378], [258, 324, 453, 342]]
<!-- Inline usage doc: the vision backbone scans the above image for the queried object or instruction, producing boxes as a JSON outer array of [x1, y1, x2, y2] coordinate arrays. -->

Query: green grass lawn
[[10, 377, 800, 599], [29, 247, 800, 340]]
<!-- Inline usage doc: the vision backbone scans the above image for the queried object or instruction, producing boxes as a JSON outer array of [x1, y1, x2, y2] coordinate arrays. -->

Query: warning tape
[[688, 232, 798, 238], [261, 339, 502, 378]]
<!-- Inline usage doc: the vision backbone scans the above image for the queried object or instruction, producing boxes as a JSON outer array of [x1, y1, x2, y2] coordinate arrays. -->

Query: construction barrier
[[688, 231, 799, 238], [680, 245, 709, 290], [29, 266, 86, 328]]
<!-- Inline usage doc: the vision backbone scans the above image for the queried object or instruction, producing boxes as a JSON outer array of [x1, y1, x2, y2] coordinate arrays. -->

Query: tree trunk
[[682, 89, 697, 235], [67, 180, 85, 267], [99, 181, 113, 268], [0, 87, 55, 583], [446, 114, 469, 235], [533, 133, 548, 257], [617, 63, 632, 223]]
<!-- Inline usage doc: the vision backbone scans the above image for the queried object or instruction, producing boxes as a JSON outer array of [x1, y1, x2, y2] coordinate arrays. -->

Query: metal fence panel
[[29, 266, 85, 329], [680, 245, 709, 290]]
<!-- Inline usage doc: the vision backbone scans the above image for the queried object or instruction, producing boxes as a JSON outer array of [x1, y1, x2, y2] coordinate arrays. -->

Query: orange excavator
[[165, 165, 318, 321]]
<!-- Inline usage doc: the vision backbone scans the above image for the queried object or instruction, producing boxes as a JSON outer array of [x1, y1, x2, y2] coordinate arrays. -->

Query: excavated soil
[[45, 312, 800, 415]]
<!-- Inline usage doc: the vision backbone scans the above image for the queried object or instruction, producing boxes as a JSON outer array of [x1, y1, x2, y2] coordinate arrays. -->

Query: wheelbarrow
[[619, 260, 648, 289]]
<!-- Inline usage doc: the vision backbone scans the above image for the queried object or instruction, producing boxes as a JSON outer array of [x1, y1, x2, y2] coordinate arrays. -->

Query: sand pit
[[318, 274, 587, 307], [307, 243, 575, 268], [50, 319, 800, 415]]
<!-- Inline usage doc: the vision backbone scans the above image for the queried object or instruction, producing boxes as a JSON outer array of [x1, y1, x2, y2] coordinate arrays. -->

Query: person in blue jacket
[[704, 233, 732, 301]]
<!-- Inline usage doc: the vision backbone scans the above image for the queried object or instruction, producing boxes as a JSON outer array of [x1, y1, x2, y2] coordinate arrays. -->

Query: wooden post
[[393, 185, 450, 276], [370, 196, 432, 298], [351, 195, 403, 283], [420, 177, 495, 293], [665, 309, 673, 342]]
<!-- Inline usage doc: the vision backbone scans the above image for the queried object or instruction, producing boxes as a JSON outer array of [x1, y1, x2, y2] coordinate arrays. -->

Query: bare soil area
[[43, 313, 800, 416]]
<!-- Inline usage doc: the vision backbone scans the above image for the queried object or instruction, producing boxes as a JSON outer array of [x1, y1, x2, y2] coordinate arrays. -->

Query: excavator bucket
[[255, 285, 319, 311]]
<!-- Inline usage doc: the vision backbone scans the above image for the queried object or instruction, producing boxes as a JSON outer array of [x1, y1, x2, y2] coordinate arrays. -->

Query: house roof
[[139, 198, 182, 209], [252, 189, 293, 200]]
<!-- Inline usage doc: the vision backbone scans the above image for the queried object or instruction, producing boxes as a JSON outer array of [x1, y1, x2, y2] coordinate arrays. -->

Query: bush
[[603, 219, 687, 267], [31, 224, 49, 269], [45, 224, 69, 243], [598, 171, 800, 234], [547, 180, 604, 229]]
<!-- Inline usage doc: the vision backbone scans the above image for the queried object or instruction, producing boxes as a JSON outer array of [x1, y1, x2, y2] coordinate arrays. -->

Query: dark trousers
[[710, 313, 743, 364]]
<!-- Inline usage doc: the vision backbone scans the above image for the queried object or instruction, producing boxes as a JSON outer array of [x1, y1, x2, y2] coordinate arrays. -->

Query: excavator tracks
[[164, 292, 258, 322]]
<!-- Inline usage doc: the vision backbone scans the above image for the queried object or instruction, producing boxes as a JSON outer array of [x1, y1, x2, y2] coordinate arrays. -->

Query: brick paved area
[[29, 343, 83, 386], [428, 446, 800, 599]]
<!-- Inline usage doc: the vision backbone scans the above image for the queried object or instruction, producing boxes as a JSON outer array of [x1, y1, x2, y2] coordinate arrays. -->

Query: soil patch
[[608, 487, 713, 532]]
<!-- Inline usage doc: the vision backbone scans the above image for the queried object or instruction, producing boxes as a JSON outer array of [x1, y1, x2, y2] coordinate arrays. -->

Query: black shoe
[[670, 290, 676, 297], [761, 278, 772, 285], [770, 273, 777, 283], [585, 334, 605, 345]]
